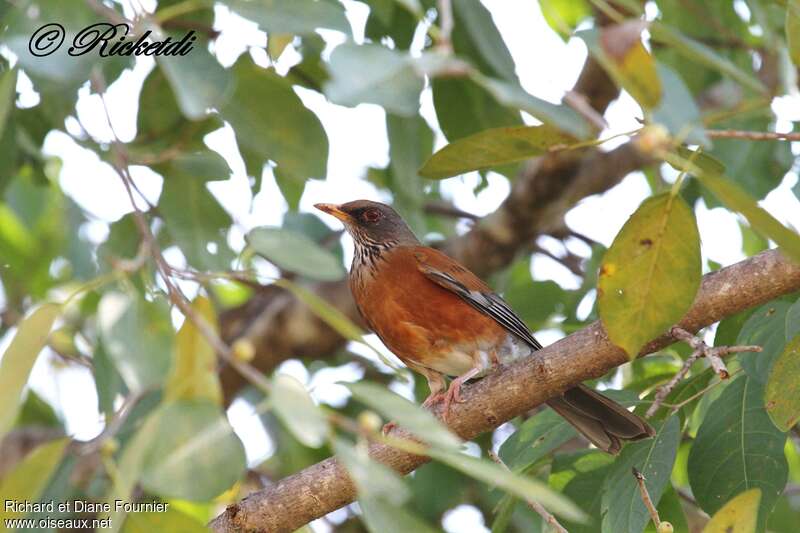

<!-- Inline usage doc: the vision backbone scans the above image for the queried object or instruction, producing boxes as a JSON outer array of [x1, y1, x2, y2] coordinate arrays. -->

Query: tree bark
[[210, 249, 800, 533]]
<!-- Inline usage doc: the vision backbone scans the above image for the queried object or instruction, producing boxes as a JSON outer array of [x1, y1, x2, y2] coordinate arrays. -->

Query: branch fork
[[645, 326, 762, 418]]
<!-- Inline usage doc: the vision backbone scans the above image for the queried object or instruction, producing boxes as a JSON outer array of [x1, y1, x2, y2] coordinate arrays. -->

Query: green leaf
[[644, 485, 689, 533], [702, 488, 761, 533], [432, 78, 523, 142], [140, 400, 247, 501], [0, 438, 69, 522], [103, 403, 163, 532], [332, 438, 410, 506], [94, 340, 126, 417], [652, 63, 709, 147], [0, 67, 17, 141], [2, 0, 98, 86], [133, 68, 222, 155], [787, 1, 800, 67], [224, 0, 351, 35], [540, 0, 591, 40], [364, 0, 417, 49], [579, 22, 662, 110], [159, 173, 234, 270], [601, 415, 681, 533], [346, 382, 462, 450], [765, 333, 800, 431], [222, 57, 328, 181], [98, 292, 174, 393], [247, 226, 346, 281], [271, 373, 328, 448], [707, 115, 794, 201], [649, 23, 767, 95], [166, 151, 232, 182], [499, 408, 577, 470], [688, 377, 787, 529], [503, 270, 566, 331], [165, 296, 223, 405], [548, 450, 615, 533], [598, 193, 701, 358], [359, 496, 440, 533], [156, 41, 233, 120], [324, 43, 424, 116], [449, 0, 517, 80], [0, 303, 60, 438], [472, 74, 591, 139], [736, 301, 793, 383], [274, 166, 306, 210], [419, 124, 577, 179], [386, 113, 432, 234], [428, 448, 587, 523], [15, 389, 61, 428], [122, 507, 209, 533]]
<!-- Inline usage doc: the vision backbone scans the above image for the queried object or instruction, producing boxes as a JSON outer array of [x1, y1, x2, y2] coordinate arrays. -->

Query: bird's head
[[314, 200, 419, 248]]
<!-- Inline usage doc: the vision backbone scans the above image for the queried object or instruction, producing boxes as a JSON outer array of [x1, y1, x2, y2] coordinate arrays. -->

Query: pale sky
[[2, 1, 800, 531]]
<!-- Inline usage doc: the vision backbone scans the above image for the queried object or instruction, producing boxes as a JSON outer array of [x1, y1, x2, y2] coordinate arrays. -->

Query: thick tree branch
[[210, 249, 800, 533]]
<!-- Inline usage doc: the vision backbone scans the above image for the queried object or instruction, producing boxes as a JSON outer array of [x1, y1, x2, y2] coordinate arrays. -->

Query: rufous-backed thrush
[[315, 200, 654, 454]]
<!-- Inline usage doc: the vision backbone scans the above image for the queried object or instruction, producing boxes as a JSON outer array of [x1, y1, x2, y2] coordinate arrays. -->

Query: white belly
[[424, 334, 535, 377]]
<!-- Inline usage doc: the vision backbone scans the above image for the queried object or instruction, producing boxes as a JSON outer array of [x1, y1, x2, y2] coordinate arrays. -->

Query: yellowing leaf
[[0, 438, 68, 523], [765, 333, 800, 431], [419, 125, 577, 179], [702, 488, 761, 533], [598, 193, 701, 358], [0, 303, 60, 439], [272, 374, 328, 448], [580, 21, 662, 111], [165, 296, 222, 405]]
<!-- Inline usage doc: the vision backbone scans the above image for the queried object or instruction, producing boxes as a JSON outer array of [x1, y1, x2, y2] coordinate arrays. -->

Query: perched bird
[[315, 200, 654, 454]]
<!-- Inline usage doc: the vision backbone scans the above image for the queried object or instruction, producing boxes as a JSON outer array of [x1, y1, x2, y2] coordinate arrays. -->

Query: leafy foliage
[[0, 0, 798, 531]]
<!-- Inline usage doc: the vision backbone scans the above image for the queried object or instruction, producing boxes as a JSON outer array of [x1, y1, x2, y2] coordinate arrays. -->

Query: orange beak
[[314, 203, 351, 222]]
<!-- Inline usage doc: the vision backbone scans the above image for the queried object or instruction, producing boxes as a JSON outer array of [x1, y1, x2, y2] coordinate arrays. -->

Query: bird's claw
[[422, 392, 446, 409]]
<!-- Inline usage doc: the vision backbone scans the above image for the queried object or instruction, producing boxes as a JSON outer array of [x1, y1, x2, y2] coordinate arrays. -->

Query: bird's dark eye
[[362, 208, 382, 223]]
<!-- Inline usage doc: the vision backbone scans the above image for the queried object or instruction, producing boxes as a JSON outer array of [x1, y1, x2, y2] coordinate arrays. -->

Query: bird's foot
[[442, 381, 465, 422]]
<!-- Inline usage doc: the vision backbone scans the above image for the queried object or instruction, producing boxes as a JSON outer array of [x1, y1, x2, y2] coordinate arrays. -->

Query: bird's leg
[[421, 372, 447, 408], [442, 365, 483, 422], [489, 348, 500, 369]]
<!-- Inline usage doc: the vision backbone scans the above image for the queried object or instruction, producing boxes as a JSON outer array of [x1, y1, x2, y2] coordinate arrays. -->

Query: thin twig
[[705, 129, 800, 141], [92, 75, 273, 396], [632, 467, 661, 528], [73, 389, 147, 455], [646, 327, 761, 418], [659, 369, 742, 415], [532, 245, 584, 277], [488, 450, 569, 533], [436, 0, 454, 52], [423, 201, 480, 221]]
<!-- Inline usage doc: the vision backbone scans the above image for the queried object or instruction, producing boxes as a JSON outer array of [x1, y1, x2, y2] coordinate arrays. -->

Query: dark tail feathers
[[546, 383, 655, 454]]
